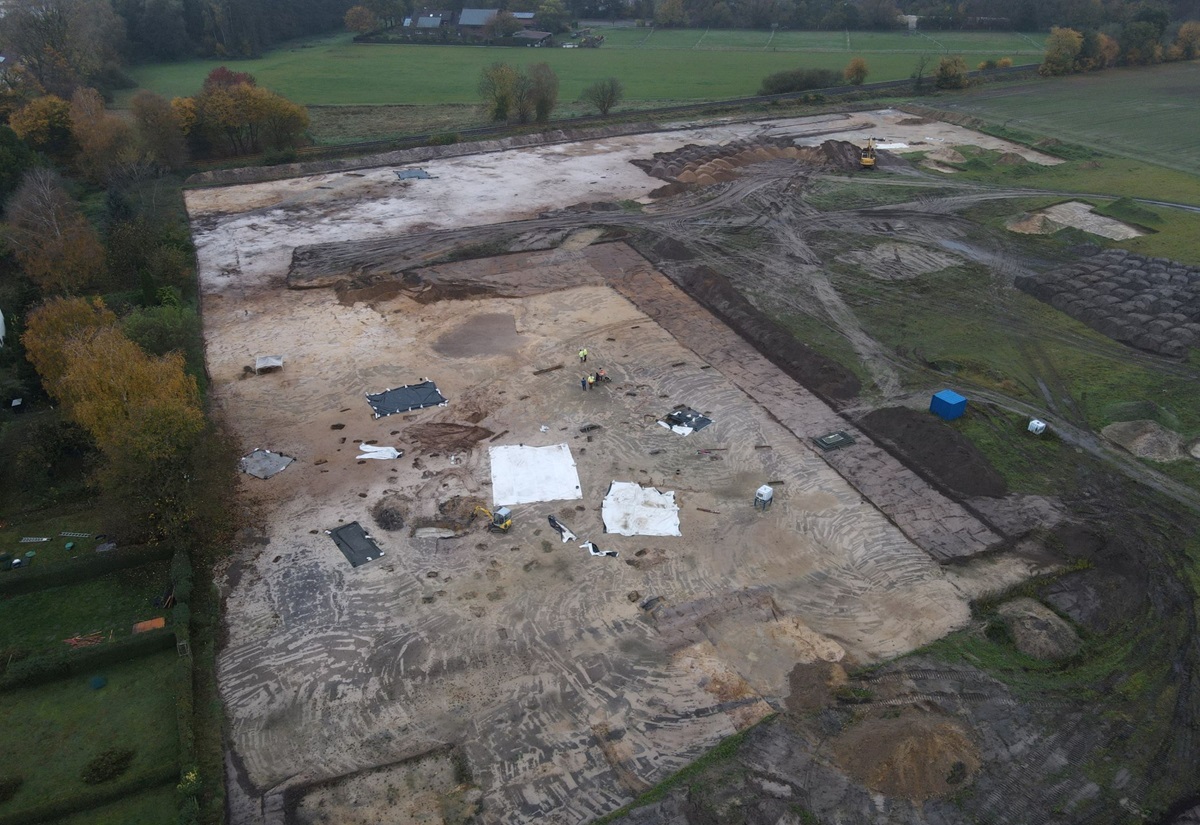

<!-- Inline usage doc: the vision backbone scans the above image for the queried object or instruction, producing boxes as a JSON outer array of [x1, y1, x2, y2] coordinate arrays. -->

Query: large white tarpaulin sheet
[[601, 481, 681, 537], [490, 444, 582, 506]]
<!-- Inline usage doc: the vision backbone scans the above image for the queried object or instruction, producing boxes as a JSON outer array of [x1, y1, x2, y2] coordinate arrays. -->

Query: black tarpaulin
[[330, 521, 384, 567], [366, 380, 447, 419], [665, 406, 713, 432]]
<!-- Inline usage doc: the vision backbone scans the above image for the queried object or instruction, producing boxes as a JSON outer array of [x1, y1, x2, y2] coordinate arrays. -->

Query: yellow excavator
[[860, 138, 877, 171], [473, 505, 513, 533]]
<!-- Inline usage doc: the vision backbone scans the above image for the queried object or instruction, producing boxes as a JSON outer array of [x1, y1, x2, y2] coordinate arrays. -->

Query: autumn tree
[[478, 62, 518, 122], [4, 168, 105, 295], [581, 77, 623, 116], [130, 90, 188, 170], [1171, 21, 1200, 61], [9, 95, 74, 159], [1041, 26, 1083, 75], [180, 80, 309, 157], [843, 57, 869, 85], [57, 326, 204, 462], [934, 55, 969, 89], [21, 296, 116, 391], [529, 63, 559, 123], [23, 297, 211, 540], [344, 5, 378, 32], [70, 87, 140, 184]]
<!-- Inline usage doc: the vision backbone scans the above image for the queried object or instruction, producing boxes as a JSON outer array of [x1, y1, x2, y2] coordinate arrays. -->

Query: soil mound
[[407, 423, 494, 452], [831, 712, 980, 800], [372, 495, 408, 531], [1101, 419, 1187, 461], [785, 660, 846, 714], [996, 597, 1081, 660], [857, 406, 1007, 498]]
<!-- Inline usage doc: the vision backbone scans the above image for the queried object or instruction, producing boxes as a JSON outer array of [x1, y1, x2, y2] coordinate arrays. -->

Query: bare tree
[[581, 77, 623, 116]]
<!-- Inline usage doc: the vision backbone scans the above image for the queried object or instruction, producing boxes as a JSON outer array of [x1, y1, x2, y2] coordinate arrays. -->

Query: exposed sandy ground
[[1007, 200, 1146, 240], [184, 109, 1058, 299], [190, 115, 1052, 824]]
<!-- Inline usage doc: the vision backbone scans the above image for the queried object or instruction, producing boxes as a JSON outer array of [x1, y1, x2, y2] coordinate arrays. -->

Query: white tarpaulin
[[601, 481, 681, 537], [356, 443, 402, 460], [254, 355, 284, 373], [490, 444, 582, 507]]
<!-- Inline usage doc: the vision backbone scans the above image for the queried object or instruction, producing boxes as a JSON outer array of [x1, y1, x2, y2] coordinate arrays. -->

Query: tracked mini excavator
[[474, 505, 513, 533], [860, 138, 877, 170]]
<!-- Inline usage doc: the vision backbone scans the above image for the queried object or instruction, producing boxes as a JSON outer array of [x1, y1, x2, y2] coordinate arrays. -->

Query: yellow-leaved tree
[[24, 296, 212, 540]]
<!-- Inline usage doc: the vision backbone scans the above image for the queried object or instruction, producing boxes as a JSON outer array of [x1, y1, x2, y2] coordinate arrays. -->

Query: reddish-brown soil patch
[[830, 711, 980, 801], [857, 406, 1007, 498], [406, 422, 494, 452]]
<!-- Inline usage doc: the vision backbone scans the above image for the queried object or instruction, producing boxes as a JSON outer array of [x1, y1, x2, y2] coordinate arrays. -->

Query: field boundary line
[[764, 27, 776, 50], [845, 29, 850, 50], [917, 30, 945, 51], [637, 27, 655, 47], [694, 28, 710, 48], [1017, 31, 1043, 49]]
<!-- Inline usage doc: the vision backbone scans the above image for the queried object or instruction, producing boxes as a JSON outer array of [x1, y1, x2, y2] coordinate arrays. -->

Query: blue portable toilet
[[930, 389, 967, 421]]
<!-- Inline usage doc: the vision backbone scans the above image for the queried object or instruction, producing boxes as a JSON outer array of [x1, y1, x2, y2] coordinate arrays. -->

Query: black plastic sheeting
[[665, 406, 713, 432], [366, 380, 447, 419], [330, 521, 384, 567]]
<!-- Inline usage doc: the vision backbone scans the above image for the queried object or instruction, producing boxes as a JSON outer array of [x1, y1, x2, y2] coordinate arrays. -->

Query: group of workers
[[580, 368, 608, 391], [578, 346, 610, 391]]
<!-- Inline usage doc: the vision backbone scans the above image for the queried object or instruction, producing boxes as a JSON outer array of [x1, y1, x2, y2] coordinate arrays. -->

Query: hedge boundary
[[0, 628, 176, 692], [0, 544, 173, 598]]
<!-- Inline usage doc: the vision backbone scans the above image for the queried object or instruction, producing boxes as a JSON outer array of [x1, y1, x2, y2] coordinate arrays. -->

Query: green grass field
[[121, 29, 1040, 108], [48, 785, 176, 825], [597, 26, 1043, 55], [0, 651, 178, 818], [923, 62, 1200, 176], [0, 561, 171, 655]]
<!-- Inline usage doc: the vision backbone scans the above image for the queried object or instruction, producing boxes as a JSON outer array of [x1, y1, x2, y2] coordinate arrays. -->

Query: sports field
[[924, 62, 1200, 175], [122, 29, 1040, 107]]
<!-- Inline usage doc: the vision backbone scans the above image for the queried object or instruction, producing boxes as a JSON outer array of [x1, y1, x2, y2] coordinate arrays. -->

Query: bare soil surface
[[187, 110, 1200, 825]]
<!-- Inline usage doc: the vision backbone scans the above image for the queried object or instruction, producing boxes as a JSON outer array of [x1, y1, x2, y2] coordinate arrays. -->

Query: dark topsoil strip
[[633, 234, 861, 405], [857, 406, 1008, 499]]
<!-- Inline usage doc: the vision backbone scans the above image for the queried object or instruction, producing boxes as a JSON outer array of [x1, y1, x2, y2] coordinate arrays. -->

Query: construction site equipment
[[860, 138, 877, 170], [754, 485, 774, 511], [474, 506, 513, 533]]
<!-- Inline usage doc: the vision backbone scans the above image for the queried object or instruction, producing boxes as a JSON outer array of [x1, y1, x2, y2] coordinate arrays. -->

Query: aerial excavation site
[[188, 108, 1200, 825]]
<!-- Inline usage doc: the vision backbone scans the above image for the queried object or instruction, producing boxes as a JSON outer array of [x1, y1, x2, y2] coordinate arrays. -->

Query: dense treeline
[[1, 0, 1197, 64], [602, 0, 1200, 32]]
